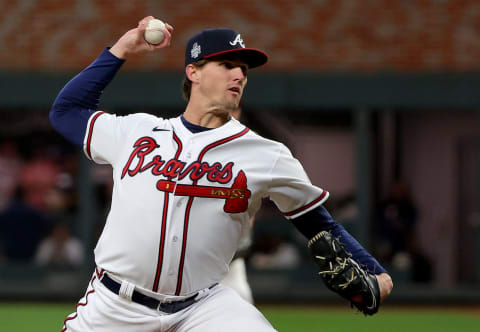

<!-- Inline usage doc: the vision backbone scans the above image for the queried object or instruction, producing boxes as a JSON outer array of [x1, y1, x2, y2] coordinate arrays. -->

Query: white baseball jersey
[[84, 112, 329, 297]]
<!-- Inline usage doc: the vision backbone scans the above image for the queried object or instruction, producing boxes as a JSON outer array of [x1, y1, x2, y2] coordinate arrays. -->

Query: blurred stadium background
[[0, 0, 479, 330]]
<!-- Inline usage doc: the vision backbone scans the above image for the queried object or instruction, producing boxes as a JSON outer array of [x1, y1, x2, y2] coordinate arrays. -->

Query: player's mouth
[[228, 86, 241, 95]]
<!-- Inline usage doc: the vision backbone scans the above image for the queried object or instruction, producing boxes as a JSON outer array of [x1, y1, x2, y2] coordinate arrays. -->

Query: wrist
[[109, 43, 129, 60]]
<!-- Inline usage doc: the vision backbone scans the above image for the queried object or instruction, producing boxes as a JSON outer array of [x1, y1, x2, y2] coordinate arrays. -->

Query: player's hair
[[182, 59, 209, 101]]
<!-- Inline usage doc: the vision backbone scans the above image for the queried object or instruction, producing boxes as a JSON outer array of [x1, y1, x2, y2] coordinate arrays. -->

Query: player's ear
[[186, 64, 200, 83]]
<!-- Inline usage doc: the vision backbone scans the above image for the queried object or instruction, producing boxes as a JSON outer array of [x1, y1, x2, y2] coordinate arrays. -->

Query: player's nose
[[231, 66, 247, 82]]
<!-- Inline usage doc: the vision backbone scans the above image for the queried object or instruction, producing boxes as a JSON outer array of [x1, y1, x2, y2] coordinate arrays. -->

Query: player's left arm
[[266, 143, 392, 311], [292, 205, 393, 302]]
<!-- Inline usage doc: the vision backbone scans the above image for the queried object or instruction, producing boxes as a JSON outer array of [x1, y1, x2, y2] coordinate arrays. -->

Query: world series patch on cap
[[185, 28, 268, 69]]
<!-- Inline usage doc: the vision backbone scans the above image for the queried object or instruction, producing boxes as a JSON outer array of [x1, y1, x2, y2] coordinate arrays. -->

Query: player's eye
[[221, 62, 235, 69], [221, 62, 248, 75], [240, 65, 248, 76]]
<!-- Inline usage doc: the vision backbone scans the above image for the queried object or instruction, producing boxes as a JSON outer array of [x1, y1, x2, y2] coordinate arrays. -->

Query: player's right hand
[[110, 16, 174, 59]]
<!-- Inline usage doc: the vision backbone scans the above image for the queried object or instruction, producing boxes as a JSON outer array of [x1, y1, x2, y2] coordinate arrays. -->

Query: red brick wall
[[2, 0, 480, 72]]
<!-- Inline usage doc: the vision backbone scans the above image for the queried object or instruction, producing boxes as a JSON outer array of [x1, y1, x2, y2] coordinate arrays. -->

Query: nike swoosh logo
[[152, 127, 171, 132]]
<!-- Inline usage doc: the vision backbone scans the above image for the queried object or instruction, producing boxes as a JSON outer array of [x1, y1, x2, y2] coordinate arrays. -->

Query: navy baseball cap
[[185, 28, 268, 68]]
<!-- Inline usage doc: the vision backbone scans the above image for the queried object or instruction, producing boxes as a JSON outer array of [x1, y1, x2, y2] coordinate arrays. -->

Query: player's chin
[[227, 89, 242, 100], [221, 96, 241, 109], [225, 100, 241, 112], [229, 96, 243, 108]]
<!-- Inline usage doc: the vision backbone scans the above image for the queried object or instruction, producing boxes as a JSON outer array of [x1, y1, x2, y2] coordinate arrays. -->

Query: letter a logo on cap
[[229, 34, 245, 48]]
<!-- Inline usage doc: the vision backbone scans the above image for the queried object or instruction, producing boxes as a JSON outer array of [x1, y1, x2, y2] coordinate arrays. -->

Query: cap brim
[[204, 48, 268, 69]]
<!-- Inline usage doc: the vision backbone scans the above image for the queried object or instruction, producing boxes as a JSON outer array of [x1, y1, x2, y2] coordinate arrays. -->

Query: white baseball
[[144, 19, 165, 44]]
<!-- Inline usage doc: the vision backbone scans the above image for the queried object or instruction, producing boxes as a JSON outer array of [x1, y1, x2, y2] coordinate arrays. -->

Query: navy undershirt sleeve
[[49, 48, 125, 146], [292, 205, 387, 274]]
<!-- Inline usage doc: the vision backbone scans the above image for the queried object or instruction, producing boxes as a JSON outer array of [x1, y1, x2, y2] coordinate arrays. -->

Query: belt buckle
[[157, 299, 172, 312]]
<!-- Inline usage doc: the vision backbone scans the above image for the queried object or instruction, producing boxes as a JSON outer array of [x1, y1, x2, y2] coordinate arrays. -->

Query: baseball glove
[[307, 231, 380, 315]]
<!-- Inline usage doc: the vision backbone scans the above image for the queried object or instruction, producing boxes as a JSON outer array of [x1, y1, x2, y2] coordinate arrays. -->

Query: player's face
[[196, 58, 248, 111]]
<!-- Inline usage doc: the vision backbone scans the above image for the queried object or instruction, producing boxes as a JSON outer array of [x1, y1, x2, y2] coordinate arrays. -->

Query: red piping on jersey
[[152, 131, 182, 292], [61, 274, 97, 331], [95, 266, 105, 279], [153, 191, 169, 292], [282, 190, 328, 217], [175, 127, 249, 295], [173, 132, 183, 159], [86, 111, 105, 160], [197, 128, 249, 161], [176, 195, 194, 294]]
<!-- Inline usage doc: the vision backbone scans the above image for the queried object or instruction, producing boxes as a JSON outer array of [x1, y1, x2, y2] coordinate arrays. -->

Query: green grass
[[0, 303, 73, 332], [0, 303, 479, 332], [260, 306, 480, 332]]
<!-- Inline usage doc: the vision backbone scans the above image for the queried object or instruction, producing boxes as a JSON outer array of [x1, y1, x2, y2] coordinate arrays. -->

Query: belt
[[100, 273, 213, 314]]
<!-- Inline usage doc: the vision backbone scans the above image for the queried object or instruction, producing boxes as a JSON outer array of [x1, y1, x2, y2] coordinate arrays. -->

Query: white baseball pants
[[61, 274, 277, 332]]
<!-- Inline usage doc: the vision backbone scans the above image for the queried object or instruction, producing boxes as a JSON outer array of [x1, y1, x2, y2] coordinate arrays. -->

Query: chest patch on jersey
[[121, 136, 251, 213]]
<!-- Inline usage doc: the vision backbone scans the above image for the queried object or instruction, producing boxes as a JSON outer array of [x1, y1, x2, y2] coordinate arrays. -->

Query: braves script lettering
[[121, 137, 233, 184]]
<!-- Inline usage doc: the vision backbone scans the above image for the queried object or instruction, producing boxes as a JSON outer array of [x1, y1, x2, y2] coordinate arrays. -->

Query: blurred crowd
[[374, 181, 432, 283], [0, 135, 84, 268]]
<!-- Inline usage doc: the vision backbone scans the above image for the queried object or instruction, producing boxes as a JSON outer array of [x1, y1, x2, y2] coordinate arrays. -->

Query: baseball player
[[50, 16, 392, 332]]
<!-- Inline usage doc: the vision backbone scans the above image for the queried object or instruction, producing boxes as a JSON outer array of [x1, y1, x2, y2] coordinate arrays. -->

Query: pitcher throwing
[[50, 16, 392, 332]]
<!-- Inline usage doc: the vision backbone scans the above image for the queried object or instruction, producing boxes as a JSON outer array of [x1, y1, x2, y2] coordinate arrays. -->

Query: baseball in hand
[[144, 19, 165, 44]]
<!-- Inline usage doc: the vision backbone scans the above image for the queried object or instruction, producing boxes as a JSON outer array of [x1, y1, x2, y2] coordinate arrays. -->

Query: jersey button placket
[[166, 173, 181, 285]]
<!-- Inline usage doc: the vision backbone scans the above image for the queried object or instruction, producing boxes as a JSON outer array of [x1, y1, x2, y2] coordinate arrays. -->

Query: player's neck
[[184, 103, 230, 128]]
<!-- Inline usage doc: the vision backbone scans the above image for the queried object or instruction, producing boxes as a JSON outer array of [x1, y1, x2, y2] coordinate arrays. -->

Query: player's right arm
[[49, 16, 173, 146], [49, 49, 125, 146]]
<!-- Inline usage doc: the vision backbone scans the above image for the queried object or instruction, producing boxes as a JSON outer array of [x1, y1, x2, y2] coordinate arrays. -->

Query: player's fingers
[[164, 23, 174, 46], [165, 22, 174, 32], [137, 18, 151, 36], [163, 25, 172, 42], [152, 25, 172, 49], [139, 16, 154, 27]]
